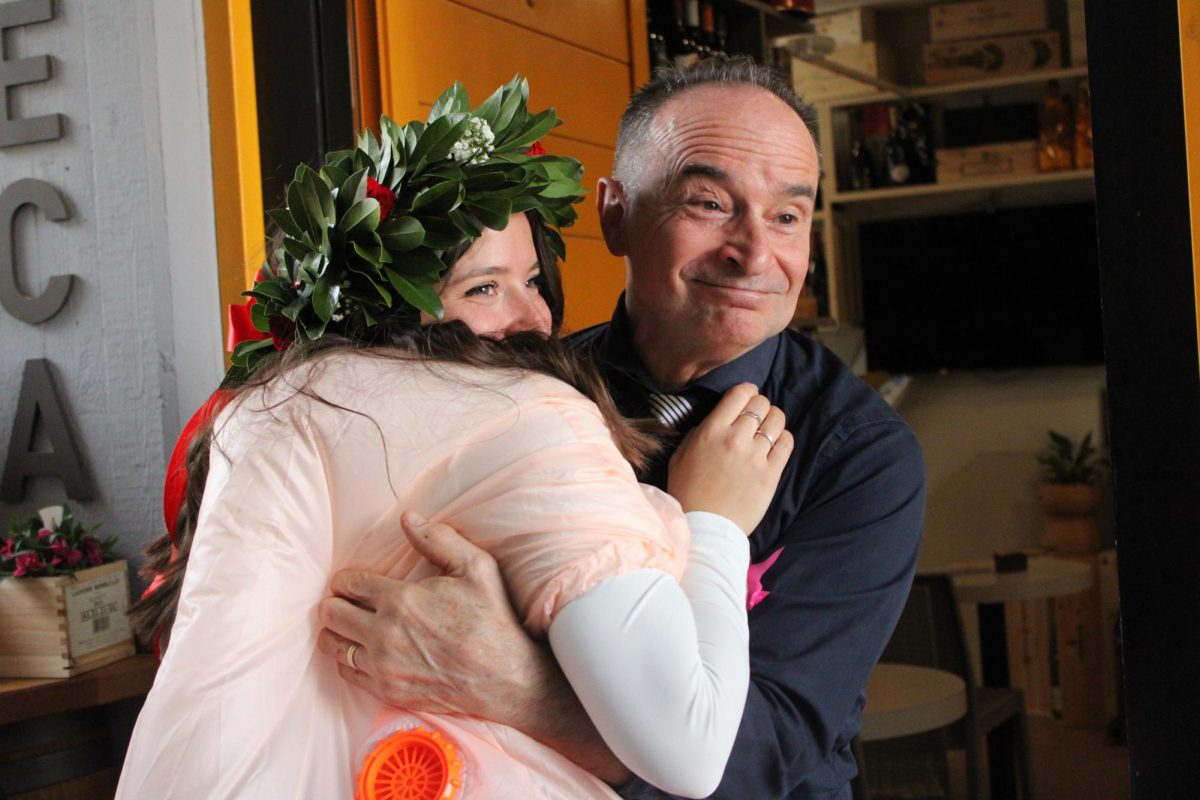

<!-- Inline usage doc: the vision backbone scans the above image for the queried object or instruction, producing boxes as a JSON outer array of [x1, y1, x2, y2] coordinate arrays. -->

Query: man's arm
[[617, 419, 925, 799], [316, 513, 632, 784]]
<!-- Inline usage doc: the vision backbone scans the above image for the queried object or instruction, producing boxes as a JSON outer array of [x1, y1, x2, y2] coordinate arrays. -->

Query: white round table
[[860, 663, 968, 742], [950, 557, 1093, 605]]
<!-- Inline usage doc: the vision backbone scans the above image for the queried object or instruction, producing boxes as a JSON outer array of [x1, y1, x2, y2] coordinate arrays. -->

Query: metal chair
[[862, 573, 1034, 800]]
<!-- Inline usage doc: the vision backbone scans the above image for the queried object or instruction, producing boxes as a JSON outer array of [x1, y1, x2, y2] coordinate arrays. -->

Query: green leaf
[[283, 235, 314, 262], [246, 281, 292, 304], [447, 208, 484, 238], [385, 269, 443, 317], [393, 247, 447, 280], [337, 169, 368, 214], [418, 224, 469, 250], [492, 83, 525, 134], [338, 198, 381, 237], [377, 215, 424, 251], [311, 272, 340, 322], [286, 181, 315, 235], [231, 338, 274, 367], [267, 208, 304, 240], [410, 116, 455, 168], [502, 109, 560, 149], [429, 81, 470, 121], [464, 198, 512, 230], [411, 180, 463, 214], [300, 164, 336, 225]]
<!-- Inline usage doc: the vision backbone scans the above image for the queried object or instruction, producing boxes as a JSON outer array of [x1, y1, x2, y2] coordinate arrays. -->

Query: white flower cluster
[[449, 116, 495, 165]]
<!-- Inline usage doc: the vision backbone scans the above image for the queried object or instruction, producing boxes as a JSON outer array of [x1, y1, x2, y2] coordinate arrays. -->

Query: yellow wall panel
[[376, 0, 635, 335], [451, 0, 630, 62], [1180, 0, 1200, 365], [560, 235, 626, 333], [203, 0, 265, 352], [378, 0, 629, 149]]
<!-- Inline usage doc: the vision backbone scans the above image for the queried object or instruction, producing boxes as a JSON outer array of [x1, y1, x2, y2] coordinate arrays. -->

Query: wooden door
[[373, 0, 649, 332]]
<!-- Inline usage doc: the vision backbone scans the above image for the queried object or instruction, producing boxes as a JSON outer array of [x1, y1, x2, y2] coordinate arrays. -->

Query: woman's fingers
[[702, 383, 761, 428]]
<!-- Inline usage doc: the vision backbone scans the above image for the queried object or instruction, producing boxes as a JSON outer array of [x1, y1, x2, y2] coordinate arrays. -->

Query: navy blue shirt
[[570, 301, 926, 800]]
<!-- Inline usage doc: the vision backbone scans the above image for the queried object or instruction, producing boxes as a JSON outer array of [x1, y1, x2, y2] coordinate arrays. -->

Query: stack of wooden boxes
[[779, 8, 894, 102], [923, 0, 1061, 85]]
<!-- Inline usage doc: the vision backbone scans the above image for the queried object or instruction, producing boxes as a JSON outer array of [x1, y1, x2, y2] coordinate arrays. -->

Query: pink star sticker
[[746, 547, 784, 610]]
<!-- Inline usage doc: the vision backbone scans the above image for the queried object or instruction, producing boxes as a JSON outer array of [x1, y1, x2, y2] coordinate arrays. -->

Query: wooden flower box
[[0, 560, 135, 678]]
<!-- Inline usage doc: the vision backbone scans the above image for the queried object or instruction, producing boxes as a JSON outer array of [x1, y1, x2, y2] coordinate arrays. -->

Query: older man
[[320, 58, 924, 799]]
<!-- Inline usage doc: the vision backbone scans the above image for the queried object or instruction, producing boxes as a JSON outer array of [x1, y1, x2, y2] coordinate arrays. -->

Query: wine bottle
[[884, 106, 913, 186], [847, 109, 876, 191], [1038, 81, 1074, 171], [700, 1, 718, 55], [685, 0, 705, 56], [671, 0, 699, 67], [1074, 79, 1093, 169], [648, 4, 672, 70]]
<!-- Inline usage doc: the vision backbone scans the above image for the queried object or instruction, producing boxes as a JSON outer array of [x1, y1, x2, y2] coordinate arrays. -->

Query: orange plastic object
[[355, 726, 465, 800]]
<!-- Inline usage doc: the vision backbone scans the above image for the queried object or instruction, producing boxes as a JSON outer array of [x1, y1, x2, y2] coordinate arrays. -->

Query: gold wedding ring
[[754, 430, 776, 446], [346, 642, 360, 670], [738, 410, 763, 424]]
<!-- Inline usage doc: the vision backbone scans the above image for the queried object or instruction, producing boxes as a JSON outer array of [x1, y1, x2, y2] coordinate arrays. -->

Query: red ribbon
[[227, 299, 267, 353]]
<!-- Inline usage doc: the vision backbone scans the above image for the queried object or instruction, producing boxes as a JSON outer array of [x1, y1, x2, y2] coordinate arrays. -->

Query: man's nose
[[719, 216, 772, 275]]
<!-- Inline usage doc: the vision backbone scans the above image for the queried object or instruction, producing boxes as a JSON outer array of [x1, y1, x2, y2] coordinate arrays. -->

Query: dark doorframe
[[1088, 2, 1200, 796], [250, 0, 355, 210]]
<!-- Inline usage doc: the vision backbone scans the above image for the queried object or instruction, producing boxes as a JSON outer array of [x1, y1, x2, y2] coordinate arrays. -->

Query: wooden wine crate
[[929, 0, 1049, 43], [0, 560, 135, 679], [923, 31, 1061, 86]]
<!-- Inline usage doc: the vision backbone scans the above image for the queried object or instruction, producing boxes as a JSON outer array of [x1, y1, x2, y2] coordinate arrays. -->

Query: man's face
[[609, 85, 820, 369]]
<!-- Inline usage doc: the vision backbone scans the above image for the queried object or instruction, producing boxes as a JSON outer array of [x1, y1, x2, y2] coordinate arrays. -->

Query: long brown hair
[[129, 213, 658, 650]]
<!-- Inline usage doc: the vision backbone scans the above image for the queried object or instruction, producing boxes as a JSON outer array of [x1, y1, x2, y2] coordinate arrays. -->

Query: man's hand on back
[[316, 513, 631, 785]]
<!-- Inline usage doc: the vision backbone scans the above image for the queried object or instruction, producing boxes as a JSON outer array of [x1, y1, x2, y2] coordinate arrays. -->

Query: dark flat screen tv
[[860, 202, 1104, 373]]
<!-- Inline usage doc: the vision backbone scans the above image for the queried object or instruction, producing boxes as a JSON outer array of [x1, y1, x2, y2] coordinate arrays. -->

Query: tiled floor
[[940, 715, 1130, 800], [1027, 716, 1130, 800]]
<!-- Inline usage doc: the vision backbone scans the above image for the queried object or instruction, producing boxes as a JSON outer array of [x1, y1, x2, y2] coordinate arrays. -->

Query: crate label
[[65, 569, 131, 656]]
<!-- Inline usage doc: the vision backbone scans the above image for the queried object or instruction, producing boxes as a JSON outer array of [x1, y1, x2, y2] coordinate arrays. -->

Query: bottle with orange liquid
[[1074, 79, 1094, 169], [1038, 80, 1074, 172]]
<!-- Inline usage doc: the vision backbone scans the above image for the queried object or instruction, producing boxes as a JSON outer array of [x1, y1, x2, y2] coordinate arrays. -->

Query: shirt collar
[[597, 293, 782, 395]]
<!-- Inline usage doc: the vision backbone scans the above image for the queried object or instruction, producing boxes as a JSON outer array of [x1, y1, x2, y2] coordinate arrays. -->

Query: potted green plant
[[1036, 430, 1106, 554]]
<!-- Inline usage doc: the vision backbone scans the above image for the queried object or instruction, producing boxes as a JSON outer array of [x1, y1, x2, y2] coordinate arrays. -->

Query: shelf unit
[[808, 61, 1095, 325]]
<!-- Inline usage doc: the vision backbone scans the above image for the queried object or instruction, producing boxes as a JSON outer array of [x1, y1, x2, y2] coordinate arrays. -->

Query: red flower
[[50, 538, 83, 568], [36, 527, 53, 540], [525, 141, 546, 156], [0, 538, 14, 559], [83, 536, 104, 567], [13, 552, 46, 577], [366, 177, 395, 222]]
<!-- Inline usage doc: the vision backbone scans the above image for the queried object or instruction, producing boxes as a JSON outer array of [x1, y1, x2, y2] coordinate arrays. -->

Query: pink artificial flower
[[13, 552, 46, 577], [0, 538, 14, 559], [36, 527, 53, 540], [50, 538, 83, 568], [83, 536, 104, 567]]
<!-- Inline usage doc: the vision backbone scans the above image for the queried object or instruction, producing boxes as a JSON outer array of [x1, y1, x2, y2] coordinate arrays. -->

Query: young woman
[[117, 80, 793, 800]]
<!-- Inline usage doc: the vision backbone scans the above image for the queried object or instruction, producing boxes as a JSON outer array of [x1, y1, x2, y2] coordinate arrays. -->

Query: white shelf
[[830, 168, 1095, 205], [817, 66, 1091, 109]]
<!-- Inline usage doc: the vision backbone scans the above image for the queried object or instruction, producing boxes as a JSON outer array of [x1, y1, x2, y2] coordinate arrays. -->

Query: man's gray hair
[[613, 56, 820, 187]]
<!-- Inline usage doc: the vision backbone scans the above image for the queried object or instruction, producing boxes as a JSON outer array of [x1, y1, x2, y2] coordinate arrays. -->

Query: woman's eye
[[701, 200, 722, 211], [465, 282, 498, 297], [526, 276, 541, 289]]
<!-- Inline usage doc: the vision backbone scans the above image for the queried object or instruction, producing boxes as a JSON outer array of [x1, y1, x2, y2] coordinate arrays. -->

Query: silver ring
[[738, 410, 763, 424], [346, 642, 359, 670], [754, 430, 776, 446]]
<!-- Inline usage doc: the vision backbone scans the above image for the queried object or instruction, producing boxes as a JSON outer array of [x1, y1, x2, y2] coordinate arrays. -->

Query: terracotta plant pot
[[1038, 483, 1102, 554], [1038, 483, 1101, 516]]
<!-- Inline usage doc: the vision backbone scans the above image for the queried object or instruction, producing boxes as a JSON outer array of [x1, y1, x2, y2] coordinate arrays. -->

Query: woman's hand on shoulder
[[667, 383, 793, 535]]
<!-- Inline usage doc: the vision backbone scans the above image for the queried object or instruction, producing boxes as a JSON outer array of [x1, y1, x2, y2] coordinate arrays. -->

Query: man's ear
[[595, 177, 629, 257]]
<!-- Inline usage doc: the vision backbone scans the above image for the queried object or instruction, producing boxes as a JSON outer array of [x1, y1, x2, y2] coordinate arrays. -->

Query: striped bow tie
[[647, 393, 695, 429]]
